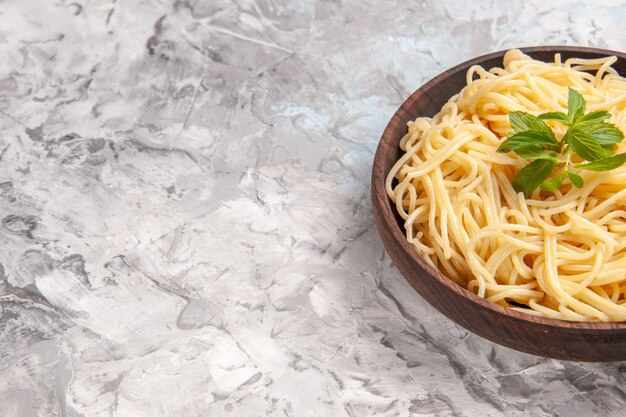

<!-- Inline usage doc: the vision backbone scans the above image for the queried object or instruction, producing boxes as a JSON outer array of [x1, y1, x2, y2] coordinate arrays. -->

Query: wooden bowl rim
[[373, 45, 626, 332]]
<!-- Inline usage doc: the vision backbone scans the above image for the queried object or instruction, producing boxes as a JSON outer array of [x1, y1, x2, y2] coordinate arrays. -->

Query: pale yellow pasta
[[386, 49, 626, 321]]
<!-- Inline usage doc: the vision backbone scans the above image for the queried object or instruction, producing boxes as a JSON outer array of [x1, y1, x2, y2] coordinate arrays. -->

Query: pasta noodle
[[386, 49, 626, 322]]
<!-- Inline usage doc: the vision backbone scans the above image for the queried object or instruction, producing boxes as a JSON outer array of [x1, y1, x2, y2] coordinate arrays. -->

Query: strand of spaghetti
[[577, 289, 626, 321], [403, 134, 478, 179], [431, 167, 469, 254], [543, 236, 609, 320], [583, 188, 626, 219], [565, 243, 605, 296], [487, 289, 544, 304], [567, 211, 618, 247]]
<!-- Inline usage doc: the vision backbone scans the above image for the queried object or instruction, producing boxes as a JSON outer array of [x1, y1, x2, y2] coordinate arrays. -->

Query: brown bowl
[[371, 46, 626, 361]]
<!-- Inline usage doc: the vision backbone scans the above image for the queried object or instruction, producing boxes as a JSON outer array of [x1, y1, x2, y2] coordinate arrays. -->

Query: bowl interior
[[373, 46, 626, 332]]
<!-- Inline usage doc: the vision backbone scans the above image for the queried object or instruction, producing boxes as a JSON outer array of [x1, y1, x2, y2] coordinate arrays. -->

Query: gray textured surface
[[1, 0, 626, 416]]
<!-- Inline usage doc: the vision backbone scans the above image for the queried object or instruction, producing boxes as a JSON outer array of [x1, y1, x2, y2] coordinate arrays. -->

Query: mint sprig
[[497, 88, 626, 197]]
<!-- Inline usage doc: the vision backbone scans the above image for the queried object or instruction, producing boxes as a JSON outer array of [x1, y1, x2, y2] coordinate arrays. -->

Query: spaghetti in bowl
[[371, 46, 626, 361]]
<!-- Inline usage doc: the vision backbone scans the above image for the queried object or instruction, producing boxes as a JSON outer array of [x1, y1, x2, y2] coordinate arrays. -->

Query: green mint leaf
[[540, 172, 565, 191], [565, 127, 612, 161], [512, 158, 558, 197], [538, 111, 571, 126], [566, 171, 584, 188], [576, 122, 624, 144], [578, 110, 611, 124], [573, 152, 626, 171], [496, 135, 536, 153], [509, 111, 554, 136], [514, 148, 558, 160], [503, 87, 626, 198], [602, 143, 617, 154], [567, 88, 586, 123], [497, 131, 559, 153]]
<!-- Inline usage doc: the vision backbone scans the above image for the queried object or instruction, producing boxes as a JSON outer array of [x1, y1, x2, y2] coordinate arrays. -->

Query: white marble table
[[1, 0, 626, 416]]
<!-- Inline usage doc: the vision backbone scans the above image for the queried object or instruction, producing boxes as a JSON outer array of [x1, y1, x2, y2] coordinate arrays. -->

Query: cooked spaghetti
[[386, 49, 626, 322]]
